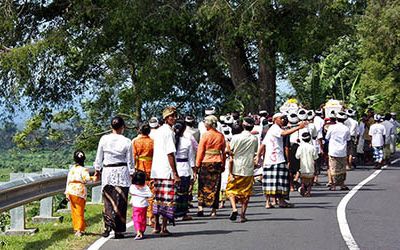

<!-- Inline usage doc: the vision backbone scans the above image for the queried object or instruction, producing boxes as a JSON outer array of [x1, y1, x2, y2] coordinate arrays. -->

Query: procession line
[[337, 158, 400, 250]]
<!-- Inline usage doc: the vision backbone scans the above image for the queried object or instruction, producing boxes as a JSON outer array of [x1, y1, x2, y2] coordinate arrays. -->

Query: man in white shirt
[[326, 111, 351, 191], [369, 114, 387, 169], [390, 112, 399, 154], [344, 109, 359, 170], [256, 113, 306, 208], [150, 106, 180, 236], [382, 114, 395, 162], [226, 117, 258, 222]]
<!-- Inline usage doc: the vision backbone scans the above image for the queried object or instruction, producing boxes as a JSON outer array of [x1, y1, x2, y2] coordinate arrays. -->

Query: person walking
[[94, 116, 135, 239], [196, 115, 226, 217], [256, 113, 306, 209], [150, 106, 180, 236], [132, 123, 154, 227], [326, 111, 351, 191], [226, 117, 258, 223], [369, 114, 387, 169]]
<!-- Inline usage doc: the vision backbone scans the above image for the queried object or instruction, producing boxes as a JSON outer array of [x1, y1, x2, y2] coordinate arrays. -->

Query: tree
[[356, 0, 400, 114]]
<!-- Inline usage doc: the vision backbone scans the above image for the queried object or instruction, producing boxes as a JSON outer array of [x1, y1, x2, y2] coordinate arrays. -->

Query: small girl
[[65, 150, 96, 237], [130, 171, 152, 240], [295, 132, 319, 197]]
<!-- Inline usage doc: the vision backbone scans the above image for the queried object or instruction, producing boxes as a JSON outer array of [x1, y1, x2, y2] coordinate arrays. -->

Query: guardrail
[[0, 169, 100, 213]]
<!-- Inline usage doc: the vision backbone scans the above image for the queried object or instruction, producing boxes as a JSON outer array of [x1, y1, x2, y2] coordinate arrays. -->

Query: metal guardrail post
[[5, 173, 38, 235], [32, 168, 67, 223], [88, 186, 103, 204]]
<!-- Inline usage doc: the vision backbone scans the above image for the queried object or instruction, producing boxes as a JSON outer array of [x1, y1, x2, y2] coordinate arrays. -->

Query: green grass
[[0, 204, 105, 250]]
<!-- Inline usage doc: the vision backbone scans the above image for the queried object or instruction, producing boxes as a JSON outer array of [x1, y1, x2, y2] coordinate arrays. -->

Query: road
[[91, 156, 400, 250]]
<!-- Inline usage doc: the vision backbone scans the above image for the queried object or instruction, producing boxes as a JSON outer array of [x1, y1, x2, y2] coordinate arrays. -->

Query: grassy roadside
[[0, 204, 105, 250]]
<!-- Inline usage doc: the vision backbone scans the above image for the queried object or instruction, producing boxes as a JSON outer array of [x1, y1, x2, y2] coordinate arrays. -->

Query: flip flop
[[151, 229, 161, 234], [340, 186, 350, 191], [265, 204, 275, 209], [134, 235, 143, 240], [197, 211, 204, 217]]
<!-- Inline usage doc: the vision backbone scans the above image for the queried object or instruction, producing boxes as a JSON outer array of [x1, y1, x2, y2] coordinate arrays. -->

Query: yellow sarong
[[69, 195, 86, 232], [225, 175, 253, 201]]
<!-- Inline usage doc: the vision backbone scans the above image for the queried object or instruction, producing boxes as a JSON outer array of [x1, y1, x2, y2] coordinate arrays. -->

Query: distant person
[[149, 117, 160, 139], [369, 115, 386, 169], [129, 171, 152, 240], [65, 150, 96, 237], [390, 112, 399, 154], [94, 116, 135, 239], [382, 114, 394, 163], [295, 132, 318, 197]]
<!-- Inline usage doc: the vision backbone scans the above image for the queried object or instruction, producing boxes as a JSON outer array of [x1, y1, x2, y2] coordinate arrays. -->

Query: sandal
[[197, 211, 204, 217], [340, 186, 350, 191], [151, 229, 161, 234], [279, 203, 294, 208], [265, 204, 275, 209], [160, 230, 172, 237], [210, 212, 217, 217], [229, 211, 238, 221], [134, 235, 143, 240], [240, 217, 247, 223]]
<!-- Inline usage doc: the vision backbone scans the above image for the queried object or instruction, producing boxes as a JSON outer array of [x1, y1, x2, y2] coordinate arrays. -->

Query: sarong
[[262, 163, 289, 196], [383, 144, 391, 160], [373, 146, 384, 163], [175, 176, 191, 218], [289, 143, 300, 174], [153, 178, 175, 222], [347, 137, 357, 156], [226, 175, 253, 202], [132, 206, 147, 233], [69, 195, 86, 232], [102, 185, 129, 233], [329, 156, 347, 186], [146, 180, 154, 222], [198, 162, 223, 209]]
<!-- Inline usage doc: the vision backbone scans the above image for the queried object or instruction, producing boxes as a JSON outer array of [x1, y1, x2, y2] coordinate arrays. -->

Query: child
[[130, 171, 152, 240], [295, 132, 319, 197], [65, 150, 95, 237]]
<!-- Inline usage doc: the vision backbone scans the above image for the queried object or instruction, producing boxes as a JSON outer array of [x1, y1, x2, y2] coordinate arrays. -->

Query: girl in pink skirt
[[130, 171, 152, 240]]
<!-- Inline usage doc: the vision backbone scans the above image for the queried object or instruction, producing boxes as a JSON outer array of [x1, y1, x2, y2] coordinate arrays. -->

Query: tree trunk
[[258, 39, 277, 114], [129, 64, 142, 124]]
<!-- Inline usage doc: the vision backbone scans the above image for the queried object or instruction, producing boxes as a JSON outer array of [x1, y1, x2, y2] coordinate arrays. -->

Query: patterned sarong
[[132, 206, 147, 233], [175, 176, 191, 218], [329, 156, 347, 186], [198, 162, 223, 209], [102, 185, 129, 233], [226, 175, 253, 202], [262, 163, 289, 196], [373, 146, 384, 163], [153, 179, 175, 222]]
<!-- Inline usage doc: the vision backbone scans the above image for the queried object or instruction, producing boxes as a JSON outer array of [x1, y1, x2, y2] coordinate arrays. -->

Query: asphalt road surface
[[92, 156, 400, 250]]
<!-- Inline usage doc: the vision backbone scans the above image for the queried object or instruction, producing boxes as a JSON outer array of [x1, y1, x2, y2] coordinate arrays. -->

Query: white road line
[[87, 221, 134, 250], [337, 158, 400, 250]]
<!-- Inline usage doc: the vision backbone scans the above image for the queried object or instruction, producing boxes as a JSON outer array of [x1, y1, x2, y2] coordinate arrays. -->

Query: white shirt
[[262, 124, 286, 165], [326, 123, 351, 157], [313, 116, 324, 140], [369, 123, 386, 147], [382, 120, 394, 144], [175, 135, 195, 177], [150, 124, 176, 179], [295, 142, 318, 177], [149, 128, 158, 140], [344, 117, 359, 137], [93, 133, 135, 190], [129, 185, 152, 208], [230, 130, 258, 176]]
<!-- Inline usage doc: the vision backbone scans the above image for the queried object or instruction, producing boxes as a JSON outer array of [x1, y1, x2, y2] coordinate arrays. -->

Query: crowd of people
[[64, 103, 400, 239]]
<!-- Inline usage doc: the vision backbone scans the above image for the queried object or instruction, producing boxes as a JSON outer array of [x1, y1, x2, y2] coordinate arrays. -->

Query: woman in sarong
[[174, 121, 196, 220], [196, 115, 226, 217], [94, 116, 135, 239]]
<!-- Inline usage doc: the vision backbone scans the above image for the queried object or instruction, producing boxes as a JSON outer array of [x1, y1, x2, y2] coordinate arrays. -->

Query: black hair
[[231, 123, 243, 135], [74, 150, 86, 166], [132, 171, 146, 186], [174, 120, 186, 150], [139, 123, 151, 136], [384, 113, 392, 121], [111, 116, 125, 130], [337, 118, 346, 123]]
